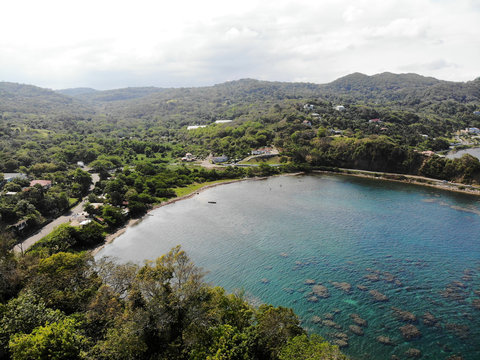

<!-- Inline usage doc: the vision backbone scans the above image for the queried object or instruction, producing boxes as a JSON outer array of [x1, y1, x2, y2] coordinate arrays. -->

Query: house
[[187, 125, 207, 130], [368, 118, 382, 123], [3, 173, 27, 183], [335, 105, 345, 111], [214, 120, 233, 124], [467, 127, 480, 134], [5, 191, 18, 196], [181, 153, 195, 161], [303, 104, 315, 110], [420, 134, 429, 138], [212, 155, 229, 164], [251, 147, 273, 155], [12, 219, 27, 232], [311, 113, 320, 117], [77, 161, 85, 167], [473, 111, 480, 116], [302, 120, 312, 127], [30, 180, 52, 189]]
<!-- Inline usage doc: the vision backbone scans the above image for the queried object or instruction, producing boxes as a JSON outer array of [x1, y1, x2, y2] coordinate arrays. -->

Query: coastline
[[91, 174, 303, 256], [315, 168, 480, 197], [91, 169, 479, 256]]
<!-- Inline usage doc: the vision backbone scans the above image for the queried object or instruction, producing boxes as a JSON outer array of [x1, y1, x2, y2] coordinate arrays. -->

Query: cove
[[95, 174, 480, 360]]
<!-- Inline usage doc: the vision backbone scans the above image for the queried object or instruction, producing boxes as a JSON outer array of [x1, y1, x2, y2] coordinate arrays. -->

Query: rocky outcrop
[[350, 313, 368, 327], [376, 336, 395, 346], [405, 348, 422, 358], [400, 324, 422, 340], [349, 325, 364, 336], [392, 307, 417, 323], [369, 289, 389, 302]]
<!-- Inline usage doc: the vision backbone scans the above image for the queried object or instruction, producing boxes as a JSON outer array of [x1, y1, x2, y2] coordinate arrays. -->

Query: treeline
[[286, 134, 480, 183], [0, 234, 346, 360]]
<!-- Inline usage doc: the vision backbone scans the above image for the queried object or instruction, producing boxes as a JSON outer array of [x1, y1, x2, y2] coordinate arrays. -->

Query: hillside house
[[251, 147, 273, 155], [187, 125, 207, 130], [468, 127, 480, 134], [181, 153, 195, 161], [304, 104, 314, 110], [335, 105, 345, 111], [12, 219, 27, 232], [302, 120, 312, 127], [214, 120, 233, 124], [368, 118, 382, 123], [473, 111, 480, 116]]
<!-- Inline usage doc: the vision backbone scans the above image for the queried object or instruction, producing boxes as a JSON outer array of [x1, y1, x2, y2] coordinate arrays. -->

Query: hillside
[[0, 82, 93, 116]]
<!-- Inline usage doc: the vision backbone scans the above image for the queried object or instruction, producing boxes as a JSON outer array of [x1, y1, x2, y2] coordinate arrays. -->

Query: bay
[[95, 174, 480, 360]]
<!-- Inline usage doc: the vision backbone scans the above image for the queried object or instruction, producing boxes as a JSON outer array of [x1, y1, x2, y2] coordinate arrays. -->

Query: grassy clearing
[[239, 156, 282, 165], [174, 179, 237, 197]]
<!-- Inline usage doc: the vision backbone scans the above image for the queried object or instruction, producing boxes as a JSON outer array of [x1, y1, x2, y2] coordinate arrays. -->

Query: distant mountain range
[[1, 72, 479, 121]]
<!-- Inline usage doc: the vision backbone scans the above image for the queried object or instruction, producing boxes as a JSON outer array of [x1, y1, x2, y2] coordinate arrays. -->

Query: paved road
[[14, 173, 100, 253]]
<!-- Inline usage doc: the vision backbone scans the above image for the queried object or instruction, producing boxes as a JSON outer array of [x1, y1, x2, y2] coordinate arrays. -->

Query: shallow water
[[96, 174, 480, 360]]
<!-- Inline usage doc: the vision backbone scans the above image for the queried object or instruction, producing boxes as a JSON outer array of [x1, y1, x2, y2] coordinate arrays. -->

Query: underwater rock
[[323, 313, 334, 320], [445, 323, 470, 339], [304, 279, 316, 285], [365, 273, 380, 281], [376, 336, 395, 346], [322, 320, 341, 329], [331, 281, 352, 293], [422, 312, 440, 327], [472, 298, 480, 310], [349, 325, 364, 336], [282, 287, 295, 294], [350, 313, 368, 327], [392, 307, 418, 323], [474, 289, 480, 297], [312, 284, 330, 298], [260, 278, 270, 284], [279, 252, 289, 257], [311, 315, 322, 324], [333, 339, 348, 348], [445, 355, 464, 360], [405, 348, 422, 358], [357, 284, 368, 291], [332, 308, 342, 314], [461, 275, 472, 282], [334, 332, 349, 341], [400, 324, 422, 340], [369, 289, 389, 302], [440, 282, 468, 303], [307, 295, 318, 303], [391, 356, 400, 360]]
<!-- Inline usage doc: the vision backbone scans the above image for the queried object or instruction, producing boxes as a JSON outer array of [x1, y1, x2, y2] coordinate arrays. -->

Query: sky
[[0, 0, 479, 90]]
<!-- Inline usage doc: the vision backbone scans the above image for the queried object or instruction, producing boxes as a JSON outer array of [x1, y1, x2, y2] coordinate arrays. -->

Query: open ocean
[[96, 174, 480, 360]]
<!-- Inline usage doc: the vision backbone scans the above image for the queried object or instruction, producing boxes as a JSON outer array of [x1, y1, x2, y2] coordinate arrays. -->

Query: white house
[[214, 120, 233, 124], [187, 125, 207, 130], [467, 127, 480, 134], [335, 105, 345, 111]]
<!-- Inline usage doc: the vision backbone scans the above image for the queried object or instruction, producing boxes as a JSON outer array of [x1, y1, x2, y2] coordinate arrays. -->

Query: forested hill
[[0, 82, 93, 116]]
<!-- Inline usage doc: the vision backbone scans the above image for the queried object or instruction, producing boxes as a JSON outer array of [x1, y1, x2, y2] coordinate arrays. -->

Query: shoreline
[[91, 173, 304, 256], [91, 169, 479, 256], [315, 168, 480, 197]]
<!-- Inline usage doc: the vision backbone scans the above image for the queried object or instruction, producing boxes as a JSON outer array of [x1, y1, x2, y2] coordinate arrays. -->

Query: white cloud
[[0, 0, 478, 89]]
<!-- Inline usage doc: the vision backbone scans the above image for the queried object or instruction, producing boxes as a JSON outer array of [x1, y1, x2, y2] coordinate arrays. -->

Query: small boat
[[208, 201, 217, 204]]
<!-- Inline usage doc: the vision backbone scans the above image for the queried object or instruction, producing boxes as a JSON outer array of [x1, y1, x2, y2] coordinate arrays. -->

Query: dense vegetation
[[0, 234, 346, 359], [1, 72, 480, 358]]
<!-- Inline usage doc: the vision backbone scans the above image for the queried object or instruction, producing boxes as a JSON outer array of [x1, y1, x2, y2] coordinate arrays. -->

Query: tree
[[9, 317, 86, 360], [278, 334, 348, 360], [0, 291, 64, 357], [26, 252, 100, 313], [255, 305, 305, 359]]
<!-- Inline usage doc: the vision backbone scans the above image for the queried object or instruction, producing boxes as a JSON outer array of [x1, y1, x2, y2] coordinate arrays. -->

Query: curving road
[[14, 173, 99, 253]]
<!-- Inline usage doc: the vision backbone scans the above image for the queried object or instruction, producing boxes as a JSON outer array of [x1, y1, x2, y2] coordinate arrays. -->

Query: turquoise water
[[96, 174, 480, 360]]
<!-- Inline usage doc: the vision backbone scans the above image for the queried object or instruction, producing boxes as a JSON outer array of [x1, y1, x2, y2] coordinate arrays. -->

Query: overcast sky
[[0, 0, 479, 90]]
